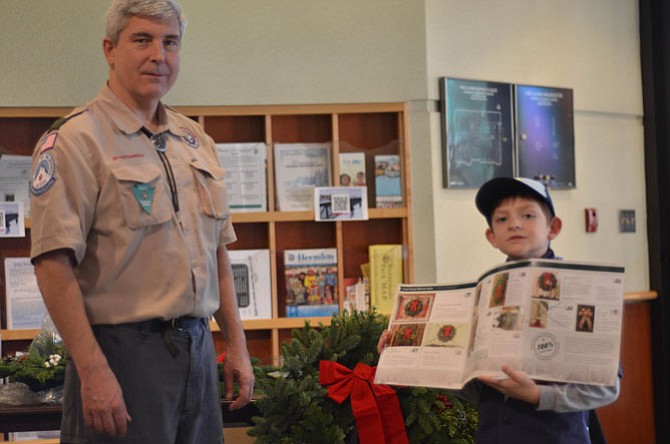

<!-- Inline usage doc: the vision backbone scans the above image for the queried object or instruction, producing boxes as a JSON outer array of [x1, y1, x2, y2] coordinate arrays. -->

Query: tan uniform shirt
[[30, 85, 236, 324]]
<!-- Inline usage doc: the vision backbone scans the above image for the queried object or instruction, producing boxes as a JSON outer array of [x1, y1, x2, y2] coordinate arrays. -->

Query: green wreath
[[404, 298, 424, 317], [438, 324, 457, 343], [247, 310, 477, 443]]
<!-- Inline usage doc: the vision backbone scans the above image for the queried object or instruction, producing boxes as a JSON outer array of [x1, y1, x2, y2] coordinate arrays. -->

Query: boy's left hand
[[477, 365, 541, 406]]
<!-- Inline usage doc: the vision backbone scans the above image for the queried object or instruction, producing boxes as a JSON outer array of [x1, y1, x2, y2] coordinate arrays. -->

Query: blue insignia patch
[[132, 183, 155, 214], [31, 152, 57, 195]]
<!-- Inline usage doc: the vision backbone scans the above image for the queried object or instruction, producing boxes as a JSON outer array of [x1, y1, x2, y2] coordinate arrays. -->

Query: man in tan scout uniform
[[30, 1, 254, 442]]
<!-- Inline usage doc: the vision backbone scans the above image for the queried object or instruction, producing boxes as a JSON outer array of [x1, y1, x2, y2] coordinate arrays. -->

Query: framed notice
[[314, 186, 368, 222], [440, 77, 514, 188], [515, 84, 575, 188]]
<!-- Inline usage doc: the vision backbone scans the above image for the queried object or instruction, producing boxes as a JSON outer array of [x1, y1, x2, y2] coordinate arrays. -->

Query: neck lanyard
[[140, 127, 180, 213]]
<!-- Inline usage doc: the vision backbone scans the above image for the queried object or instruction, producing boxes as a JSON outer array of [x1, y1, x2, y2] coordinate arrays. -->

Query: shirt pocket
[[110, 164, 173, 229], [190, 162, 230, 220]]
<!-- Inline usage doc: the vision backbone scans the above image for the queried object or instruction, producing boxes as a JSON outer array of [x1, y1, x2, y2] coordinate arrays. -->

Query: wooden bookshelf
[[0, 103, 413, 366]]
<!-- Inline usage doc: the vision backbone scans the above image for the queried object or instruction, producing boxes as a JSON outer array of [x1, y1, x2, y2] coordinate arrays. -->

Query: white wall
[[0, 0, 647, 291], [420, 0, 647, 292], [0, 0, 427, 106]]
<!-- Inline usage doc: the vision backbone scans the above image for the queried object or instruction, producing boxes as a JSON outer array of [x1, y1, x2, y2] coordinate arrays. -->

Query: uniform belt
[[147, 316, 203, 332], [142, 317, 204, 358]]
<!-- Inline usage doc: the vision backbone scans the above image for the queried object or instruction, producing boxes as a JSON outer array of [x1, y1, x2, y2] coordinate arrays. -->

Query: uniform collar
[[542, 248, 556, 259], [96, 84, 189, 138]]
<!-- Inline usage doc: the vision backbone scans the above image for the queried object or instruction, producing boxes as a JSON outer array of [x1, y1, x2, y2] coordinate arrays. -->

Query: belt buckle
[[171, 317, 184, 331]]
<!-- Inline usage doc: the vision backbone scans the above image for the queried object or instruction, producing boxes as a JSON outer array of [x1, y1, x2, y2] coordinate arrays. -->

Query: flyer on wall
[[441, 77, 515, 189], [515, 84, 575, 188]]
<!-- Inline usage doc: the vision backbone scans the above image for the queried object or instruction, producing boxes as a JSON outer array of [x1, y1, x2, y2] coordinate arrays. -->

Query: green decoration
[[246, 310, 477, 443]]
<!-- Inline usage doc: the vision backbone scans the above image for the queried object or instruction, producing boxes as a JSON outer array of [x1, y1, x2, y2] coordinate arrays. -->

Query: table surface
[[0, 400, 260, 433]]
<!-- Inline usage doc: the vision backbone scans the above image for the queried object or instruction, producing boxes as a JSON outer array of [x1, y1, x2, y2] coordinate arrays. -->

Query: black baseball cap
[[475, 177, 556, 223]]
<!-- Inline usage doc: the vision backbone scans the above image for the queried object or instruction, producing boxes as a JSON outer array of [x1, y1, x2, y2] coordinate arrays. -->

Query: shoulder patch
[[31, 152, 57, 196], [48, 110, 86, 132]]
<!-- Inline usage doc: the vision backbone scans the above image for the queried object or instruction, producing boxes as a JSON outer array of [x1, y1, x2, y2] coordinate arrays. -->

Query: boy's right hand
[[377, 330, 390, 354], [477, 365, 541, 406]]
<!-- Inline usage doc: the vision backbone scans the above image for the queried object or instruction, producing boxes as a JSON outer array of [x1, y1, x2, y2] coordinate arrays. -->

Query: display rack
[[0, 103, 413, 365]]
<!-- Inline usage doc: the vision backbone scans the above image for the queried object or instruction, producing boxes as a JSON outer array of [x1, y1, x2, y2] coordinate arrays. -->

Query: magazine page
[[284, 248, 339, 318], [274, 143, 331, 211], [375, 259, 625, 389], [466, 260, 624, 386], [374, 282, 478, 389], [462, 261, 534, 381]]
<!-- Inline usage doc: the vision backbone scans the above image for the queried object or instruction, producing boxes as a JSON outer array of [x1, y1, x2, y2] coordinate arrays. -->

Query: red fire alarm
[[585, 208, 598, 233]]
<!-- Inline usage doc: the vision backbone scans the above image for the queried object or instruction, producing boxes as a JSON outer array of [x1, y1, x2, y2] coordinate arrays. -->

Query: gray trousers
[[60, 318, 223, 444]]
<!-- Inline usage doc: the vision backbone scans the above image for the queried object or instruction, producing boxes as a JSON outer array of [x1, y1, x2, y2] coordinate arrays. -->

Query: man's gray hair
[[105, 0, 187, 44]]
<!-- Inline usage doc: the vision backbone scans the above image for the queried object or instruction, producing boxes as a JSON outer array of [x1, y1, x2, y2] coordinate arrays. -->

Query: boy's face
[[485, 197, 562, 260]]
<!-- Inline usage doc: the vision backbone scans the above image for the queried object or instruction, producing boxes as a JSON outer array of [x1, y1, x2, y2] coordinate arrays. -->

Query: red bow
[[319, 361, 409, 444]]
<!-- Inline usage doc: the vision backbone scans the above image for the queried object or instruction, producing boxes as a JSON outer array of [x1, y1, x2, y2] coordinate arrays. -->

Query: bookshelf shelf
[[0, 103, 413, 366]]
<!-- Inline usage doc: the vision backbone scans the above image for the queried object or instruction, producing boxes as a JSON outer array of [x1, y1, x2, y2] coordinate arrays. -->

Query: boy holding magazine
[[378, 177, 620, 444]]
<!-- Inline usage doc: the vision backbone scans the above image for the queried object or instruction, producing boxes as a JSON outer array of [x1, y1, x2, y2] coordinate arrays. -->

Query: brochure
[[369, 244, 403, 315], [0, 202, 26, 238], [338, 152, 366, 186], [228, 249, 272, 320], [274, 143, 331, 211], [0, 154, 32, 219], [4, 257, 47, 329], [374, 259, 624, 389], [215, 142, 267, 212], [374, 154, 402, 208]]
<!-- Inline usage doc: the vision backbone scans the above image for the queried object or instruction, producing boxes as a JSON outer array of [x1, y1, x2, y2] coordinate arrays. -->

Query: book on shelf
[[369, 244, 403, 315], [338, 152, 366, 186], [374, 259, 624, 389], [374, 154, 402, 208], [215, 142, 267, 212], [284, 248, 338, 318], [274, 143, 331, 211], [228, 249, 272, 320], [4, 257, 47, 329]]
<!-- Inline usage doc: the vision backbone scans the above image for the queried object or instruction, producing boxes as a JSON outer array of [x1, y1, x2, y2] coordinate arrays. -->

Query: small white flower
[[44, 362, 51, 368]]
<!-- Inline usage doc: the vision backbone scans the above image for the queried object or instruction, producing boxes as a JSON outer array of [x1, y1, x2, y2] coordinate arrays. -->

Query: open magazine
[[374, 259, 624, 389]]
